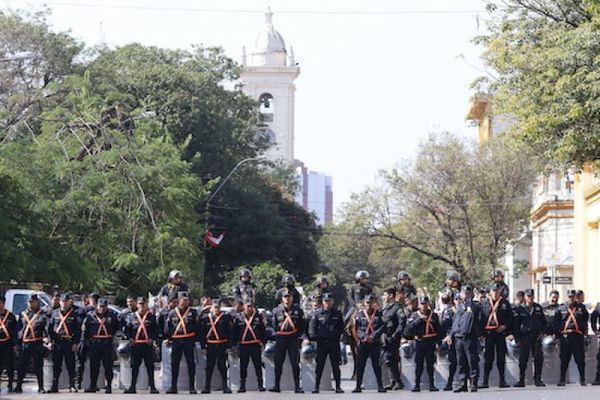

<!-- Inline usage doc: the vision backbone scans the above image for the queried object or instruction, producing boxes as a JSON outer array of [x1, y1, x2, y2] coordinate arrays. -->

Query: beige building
[[573, 166, 600, 303]]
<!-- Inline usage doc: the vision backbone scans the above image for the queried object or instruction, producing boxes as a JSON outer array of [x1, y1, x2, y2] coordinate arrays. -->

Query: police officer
[[166, 291, 199, 394], [396, 271, 417, 297], [0, 294, 17, 392], [232, 300, 266, 393], [270, 287, 307, 393], [77, 292, 98, 390], [380, 287, 406, 390], [555, 289, 588, 386], [124, 297, 159, 394], [200, 298, 232, 394], [157, 291, 178, 345], [44, 291, 61, 318], [119, 295, 138, 333], [491, 269, 510, 299], [513, 288, 546, 387], [352, 294, 386, 393], [406, 296, 441, 392], [346, 270, 373, 322], [543, 290, 560, 329], [14, 294, 47, 393], [591, 300, 600, 385], [315, 276, 332, 297], [159, 270, 190, 299], [443, 270, 462, 296], [233, 268, 256, 304], [275, 274, 302, 306], [480, 282, 513, 388], [439, 289, 458, 391], [48, 292, 82, 392], [82, 298, 118, 393], [308, 292, 344, 394], [451, 286, 481, 393]]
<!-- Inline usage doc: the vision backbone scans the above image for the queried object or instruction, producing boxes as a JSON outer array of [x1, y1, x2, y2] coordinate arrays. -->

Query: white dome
[[248, 10, 287, 67]]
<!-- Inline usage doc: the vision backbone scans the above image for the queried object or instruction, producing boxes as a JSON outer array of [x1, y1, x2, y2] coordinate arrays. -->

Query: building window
[[259, 93, 274, 122]]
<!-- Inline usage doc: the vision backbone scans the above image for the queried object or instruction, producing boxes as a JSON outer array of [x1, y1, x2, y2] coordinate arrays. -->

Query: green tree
[[475, 0, 600, 167]]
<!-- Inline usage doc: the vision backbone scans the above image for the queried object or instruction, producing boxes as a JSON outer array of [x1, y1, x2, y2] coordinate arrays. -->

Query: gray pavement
[[2, 363, 600, 399]]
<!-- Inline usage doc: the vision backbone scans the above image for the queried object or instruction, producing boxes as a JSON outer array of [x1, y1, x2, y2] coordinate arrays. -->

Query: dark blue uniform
[[440, 304, 458, 389], [124, 310, 159, 391], [554, 303, 588, 385], [81, 309, 119, 392], [199, 311, 232, 393], [513, 302, 546, 385], [166, 306, 199, 392], [232, 311, 266, 391], [76, 304, 95, 389], [0, 309, 17, 391], [381, 301, 406, 389], [271, 303, 306, 392], [405, 310, 441, 391], [353, 309, 385, 391], [481, 296, 513, 386], [308, 307, 345, 391], [15, 308, 47, 393], [451, 299, 481, 391], [591, 303, 600, 384], [48, 307, 82, 390]]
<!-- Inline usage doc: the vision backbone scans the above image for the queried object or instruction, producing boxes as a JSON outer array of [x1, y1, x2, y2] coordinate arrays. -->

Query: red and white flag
[[205, 230, 225, 248]]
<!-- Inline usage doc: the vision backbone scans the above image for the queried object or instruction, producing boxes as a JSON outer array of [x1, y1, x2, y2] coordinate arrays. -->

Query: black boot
[[166, 387, 178, 394], [201, 376, 211, 394], [150, 386, 159, 394], [429, 380, 438, 392], [124, 385, 136, 394], [238, 379, 246, 393], [352, 379, 362, 393], [499, 375, 509, 388], [480, 374, 489, 389], [592, 373, 600, 385], [514, 373, 525, 388], [411, 383, 420, 392], [47, 380, 59, 393], [444, 381, 453, 391], [453, 383, 468, 393]]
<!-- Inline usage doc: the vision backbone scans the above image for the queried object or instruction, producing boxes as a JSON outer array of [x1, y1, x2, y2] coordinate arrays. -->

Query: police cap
[[576, 290, 584, 296], [363, 294, 375, 303], [524, 289, 534, 297], [177, 291, 190, 300], [491, 282, 503, 291], [243, 298, 255, 306], [167, 291, 178, 302], [211, 297, 222, 305], [137, 296, 147, 304], [28, 294, 39, 302], [419, 296, 430, 304], [322, 293, 334, 301], [98, 298, 109, 306], [567, 289, 577, 297], [516, 290, 525, 297], [460, 285, 473, 294], [493, 269, 504, 277], [60, 293, 71, 301]]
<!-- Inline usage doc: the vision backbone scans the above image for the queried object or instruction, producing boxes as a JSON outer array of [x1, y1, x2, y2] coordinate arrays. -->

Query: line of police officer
[[2, 267, 600, 394]]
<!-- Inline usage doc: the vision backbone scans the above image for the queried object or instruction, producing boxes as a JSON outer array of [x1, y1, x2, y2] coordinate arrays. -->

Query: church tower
[[240, 9, 300, 162]]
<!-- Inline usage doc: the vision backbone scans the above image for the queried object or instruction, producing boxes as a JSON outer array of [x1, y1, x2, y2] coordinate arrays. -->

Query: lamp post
[[201, 155, 267, 293]]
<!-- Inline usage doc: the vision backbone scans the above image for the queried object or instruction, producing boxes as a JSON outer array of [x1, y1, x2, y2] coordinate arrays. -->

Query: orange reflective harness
[[134, 311, 150, 344], [561, 306, 583, 335], [206, 313, 227, 344], [418, 312, 437, 339], [172, 307, 195, 339], [55, 309, 73, 340], [276, 308, 298, 336], [0, 311, 12, 343], [485, 296, 501, 331], [22, 310, 43, 343], [92, 314, 111, 339], [240, 312, 261, 345], [363, 309, 375, 336]]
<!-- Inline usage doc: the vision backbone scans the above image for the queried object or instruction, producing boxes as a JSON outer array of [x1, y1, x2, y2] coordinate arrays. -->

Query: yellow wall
[[573, 168, 600, 303]]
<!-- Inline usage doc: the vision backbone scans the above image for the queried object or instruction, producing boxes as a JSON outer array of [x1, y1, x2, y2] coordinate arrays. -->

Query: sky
[[4, 0, 486, 216]]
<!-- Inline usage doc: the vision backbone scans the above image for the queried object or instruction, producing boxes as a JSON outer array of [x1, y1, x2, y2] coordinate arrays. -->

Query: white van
[[3, 289, 50, 317]]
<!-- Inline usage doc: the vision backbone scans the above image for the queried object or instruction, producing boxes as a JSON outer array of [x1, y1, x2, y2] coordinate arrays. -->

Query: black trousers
[[447, 342, 458, 385], [171, 339, 195, 389], [274, 337, 300, 389], [130, 344, 155, 388], [205, 343, 228, 389], [518, 334, 543, 380], [483, 331, 506, 380], [315, 339, 341, 388], [77, 342, 89, 386], [0, 342, 15, 388], [239, 344, 263, 387], [382, 339, 401, 385], [52, 340, 77, 385], [88, 341, 113, 388], [560, 334, 585, 382], [355, 342, 382, 388], [16, 342, 44, 390], [455, 337, 479, 385], [415, 340, 436, 387]]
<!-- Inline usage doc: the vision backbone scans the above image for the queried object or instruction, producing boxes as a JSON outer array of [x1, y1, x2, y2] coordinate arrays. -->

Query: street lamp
[[0, 51, 36, 62], [205, 155, 268, 207]]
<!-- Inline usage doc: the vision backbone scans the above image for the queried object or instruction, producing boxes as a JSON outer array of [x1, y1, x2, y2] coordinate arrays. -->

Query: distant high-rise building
[[240, 9, 299, 163], [295, 161, 333, 225]]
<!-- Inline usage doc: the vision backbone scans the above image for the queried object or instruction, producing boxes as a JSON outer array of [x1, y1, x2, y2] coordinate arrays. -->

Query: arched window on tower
[[259, 93, 274, 122]]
